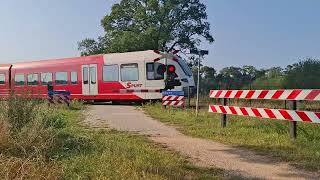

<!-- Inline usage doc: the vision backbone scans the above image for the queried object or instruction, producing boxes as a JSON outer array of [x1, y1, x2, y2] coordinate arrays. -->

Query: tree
[[78, 36, 109, 56], [78, 0, 214, 56], [251, 76, 285, 90], [265, 67, 283, 78], [199, 66, 216, 94], [240, 65, 259, 88], [218, 67, 243, 89], [283, 58, 320, 89], [251, 67, 285, 89]]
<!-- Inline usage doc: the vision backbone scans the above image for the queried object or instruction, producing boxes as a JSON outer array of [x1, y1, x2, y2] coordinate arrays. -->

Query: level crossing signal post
[[190, 49, 209, 117]]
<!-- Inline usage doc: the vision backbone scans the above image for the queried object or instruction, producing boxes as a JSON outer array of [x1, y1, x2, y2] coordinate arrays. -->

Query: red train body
[[0, 50, 195, 101]]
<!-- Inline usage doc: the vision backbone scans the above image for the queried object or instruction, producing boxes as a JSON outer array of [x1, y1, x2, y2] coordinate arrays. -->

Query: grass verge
[[0, 97, 226, 179], [143, 103, 320, 172]]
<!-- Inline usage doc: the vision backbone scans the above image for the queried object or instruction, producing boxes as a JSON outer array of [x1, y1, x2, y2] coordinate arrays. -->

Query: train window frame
[[27, 73, 39, 86], [90, 66, 96, 84], [71, 71, 78, 85], [55, 72, 68, 86], [103, 64, 119, 82], [0, 73, 5, 85], [120, 63, 139, 81], [41, 72, 53, 86], [146, 62, 165, 80], [83, 67, 88, 84], [14, 74, 25, 86]]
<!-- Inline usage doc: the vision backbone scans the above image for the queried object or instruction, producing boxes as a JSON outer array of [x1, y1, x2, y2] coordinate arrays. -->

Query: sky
[[0, 0, 319, 70]]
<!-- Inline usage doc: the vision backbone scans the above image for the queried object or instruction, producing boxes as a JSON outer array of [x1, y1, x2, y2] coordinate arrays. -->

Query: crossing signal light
[[165, 65, 181, 89], [167, 65, 177, 78], [168, 65, 175, 72]]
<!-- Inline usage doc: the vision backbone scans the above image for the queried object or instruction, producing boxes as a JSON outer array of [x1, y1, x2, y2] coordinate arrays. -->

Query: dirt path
[[84, 104, 318, 179]]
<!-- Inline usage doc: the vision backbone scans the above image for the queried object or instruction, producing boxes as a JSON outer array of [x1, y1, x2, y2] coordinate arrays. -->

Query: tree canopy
[[78, 0, 214, 56], [192, 58, 319, 94], [283, 59, 320, 89]]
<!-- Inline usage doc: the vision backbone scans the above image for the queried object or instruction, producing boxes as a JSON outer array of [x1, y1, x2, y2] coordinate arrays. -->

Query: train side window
[[27, 73, 39, 86], [0, 73, 5, 85], [71, 72, 78, 84], [15, 74, 25, 86], [83, 67, 88, 84], [121, 63, 139, 81], [90, 67, 96, 84], [146, 62, 165, 80], [41, 72, 53, 86], [103, 65, 119, 82], [55, 72, 68, 85]]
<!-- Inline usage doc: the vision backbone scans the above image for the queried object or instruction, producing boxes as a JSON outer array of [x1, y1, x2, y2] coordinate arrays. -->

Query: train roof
[[11, 54, 103, 70], [5, 50, 169, 70], [0, 64, 11, 71], [103, 50, 163, 64]]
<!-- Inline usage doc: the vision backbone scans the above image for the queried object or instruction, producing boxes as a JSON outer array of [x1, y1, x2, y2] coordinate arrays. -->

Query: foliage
[[284, 59, 320, 89], [192, 58, 319, 94], [78, 36, 109, 56], [5, 95, 40, 132], [78, 0, 214, 56], [144, 103, 320, 171], [250, 67, 285, 89], [251, 76, 285, 89]]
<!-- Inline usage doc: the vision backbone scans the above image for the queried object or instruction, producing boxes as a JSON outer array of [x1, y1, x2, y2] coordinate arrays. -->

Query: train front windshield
[[178, 59, 193, 77]]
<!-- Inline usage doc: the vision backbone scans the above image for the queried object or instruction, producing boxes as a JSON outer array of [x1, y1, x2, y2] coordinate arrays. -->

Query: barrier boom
[[113, 89, 161, 93], [209, 89, 320, 101], [162, 95, 185, 107], [209, 105, 320, 124], [208, 89, 320, 140], [162, 90, 185, 107]]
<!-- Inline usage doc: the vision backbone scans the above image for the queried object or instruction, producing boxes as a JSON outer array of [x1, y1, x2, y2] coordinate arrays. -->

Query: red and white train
[[0, 50, 195, 102]]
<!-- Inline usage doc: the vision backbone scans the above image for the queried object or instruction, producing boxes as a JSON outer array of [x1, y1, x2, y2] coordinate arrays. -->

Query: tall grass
[[0, 95, 226, 179], [0, 94, 67, 179]]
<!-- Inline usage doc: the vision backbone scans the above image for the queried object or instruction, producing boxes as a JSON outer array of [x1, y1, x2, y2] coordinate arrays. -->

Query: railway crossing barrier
[[112, 88, 186, 108], [162, 90, 185, 107], [208, 89, 320, 140], [48, 90, 71, 106], [112, 89, 161, 93]]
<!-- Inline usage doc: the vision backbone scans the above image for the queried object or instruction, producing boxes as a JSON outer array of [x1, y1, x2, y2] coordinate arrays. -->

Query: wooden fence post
[[221, 98, 227, 128], [289, 100, 297, 140]]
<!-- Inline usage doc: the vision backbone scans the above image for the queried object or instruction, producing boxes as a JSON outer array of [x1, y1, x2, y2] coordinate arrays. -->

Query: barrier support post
[[188, 86, 191, 107], [221, 98, 227, 128], [289, 100, 297, 140]]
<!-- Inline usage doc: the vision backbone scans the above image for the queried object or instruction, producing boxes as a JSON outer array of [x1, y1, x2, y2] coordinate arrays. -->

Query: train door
[[81, 64, 98, 95]]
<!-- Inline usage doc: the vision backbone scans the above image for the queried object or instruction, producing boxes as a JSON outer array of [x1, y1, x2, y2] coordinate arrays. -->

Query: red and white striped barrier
[[162, 95, 184, 101], [208, 105, 320, 123], [162, 95, 185, 107], [162, 100, 185, 107], [209, 89, 320, 101], [113, 89, 161, 93], [48, 94, 70, 106]]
